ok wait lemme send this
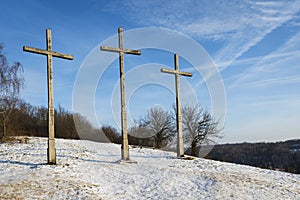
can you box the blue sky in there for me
[1,0,300,143]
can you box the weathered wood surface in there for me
[23,28,73,164]
[100,27,141,161]
[161,53,193,157]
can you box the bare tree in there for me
[133,106,175,149]
[181,104,222,156]
[0,44,24,140]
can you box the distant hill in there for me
[204,139,300,174]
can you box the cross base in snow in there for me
[176,155,196,160]
[117,159,138,164]
[47,139,56,164]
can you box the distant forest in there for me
[0,100,103,142]
[204,140,300,174]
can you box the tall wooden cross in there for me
[23,28,73,164]
[161,54,192,157]
[100,27,141,161]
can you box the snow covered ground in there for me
[0,137,299,199]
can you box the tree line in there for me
[205,139,300,174]
[1,100,89,140]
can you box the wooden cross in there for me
[161,54,192,157]
[23,28,73,164]
[100,27,141,161]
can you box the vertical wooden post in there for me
[100,27,141,162]
[46,29,56,164]
[174,54,184,157]
[23,28,73,164]
[118,28,129,160]
[161,53,192,158]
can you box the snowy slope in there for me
[0,137,299,199]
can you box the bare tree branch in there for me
[0,44,24,140]
[130,106,175,149]
[181,104,223,156]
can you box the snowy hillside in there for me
[0,137,299,199]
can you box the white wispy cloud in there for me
[104,0,300,71]
[229,31,300,89]
[246,94,300,108]
[213,1,300,70]
[231,75,300,89]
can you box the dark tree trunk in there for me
[191,141,197,156]
[3,123,6,138]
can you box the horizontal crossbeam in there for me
[23,46,74,60]
[100,46,141,55]
[161,68,192,77]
